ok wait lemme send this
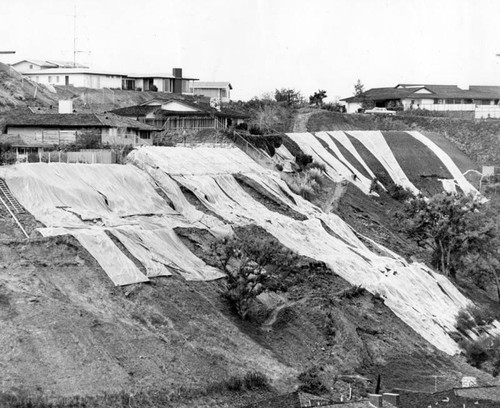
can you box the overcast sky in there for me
[1,0,500,101]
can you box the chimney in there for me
[172,68,183,94]
[369,394,383,408]
[58,100,73,114]
[383,393,400,407]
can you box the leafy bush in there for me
[456,309,477,333]
[461,340,489,368]
[249,125,264,135]
[225,376,243,391]
[468,305,496,326]
[243,371,269,390]
[398,193,497,280]
[295,152,313,169]
[297,367,328,394]
[306,161,326,172]
[387,184,414,202]
[210,230,300,320]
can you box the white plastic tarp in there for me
[39,227,149,286]
[346,131,420,195]
[326,131,377,180]
[315,131,373,194]
[0,163,224,285]
[111,227,224,280]
[407,131,479,196]
[133,146,475,354]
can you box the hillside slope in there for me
[1,141,498,406]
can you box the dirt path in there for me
[292,110,317,132]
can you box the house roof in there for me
[193,81,233,90]
[23,68,125,76]
[342,84,500,102]
[11,60,89,69]
[110,99,248,119]
[4,111,159,131]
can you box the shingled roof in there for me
[110,99,248,119]
[4,111,159,131]
[342,84,500,103]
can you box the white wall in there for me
[12,61,43,73]
[161,101,199,112]
[24,72,122,89]
[346,102,361,114]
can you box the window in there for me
[48,76,52,83]
[29,64,33,69]
[56,76,59,83]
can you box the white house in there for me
[22,68,124,88]
[190,81,232,102]
[11,59,89,73]
[341,84,500,118]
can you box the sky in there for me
[1,0,500,101]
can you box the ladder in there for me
[0,179,24,214]
[0,179,29,239]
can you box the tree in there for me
[309,90,327,107]
[275,88,304,107]
[353,79,374,110]
[210,229,300,319]
[353,79,365,97]
[399,193,498,282]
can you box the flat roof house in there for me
[341,84,500,118]
[10,59,89,73]
[190,81,232,102]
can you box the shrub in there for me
[249,125,264,135]
[234,122,248,131]
[387,184,414,201]
[468,305,496,326]
[306,161,326,173]
[461,340,489,368]
[243,371,269,390]
[225,376,243,391]
[456,309,476,333]
[297,367,328,394]
[210,230,300,320]
[295,152,313,169]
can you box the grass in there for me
[0,371,271,408]
[284,167,326,201]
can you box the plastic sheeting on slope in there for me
[0,163,224,285]
[132,146,473,354]
[0,163,173,227]
[407,131,479,196]
[315,131,373,193]
[132,145,265,175]
[111,227,224,280]
[39,227,150,286]
[326,131,377,180]
[346,131,420,195]
[128,148,232,238]
[286,132,372,194]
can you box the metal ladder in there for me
[0,178,29,239]
[0,179,24,214]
